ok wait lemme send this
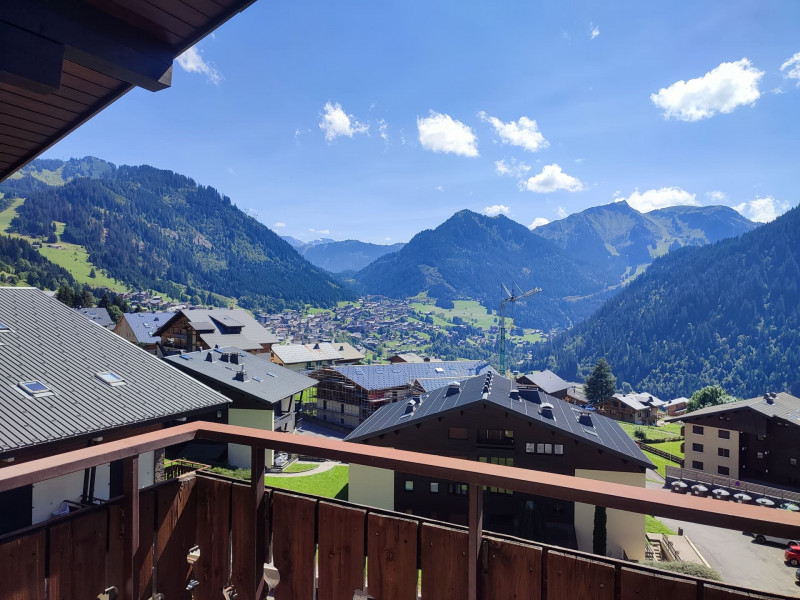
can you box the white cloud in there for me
[590,24,600,39]
[378,119,389,142]
[618,187,698,212]
[495,158,531,178]
[435,185,444,192]
[733,196,790,223]
[705,190,727,202]
[528,217,550,230]
[273,222,286,228]
[385,237,392,241]
[308,228,331,235]
[484,205,510,217]
[479,112,548,152]
[417,112,479,157]
[176,46,222,84]
[780,51,800,84]
[524,164,584,193]
[650,59,764,121]
[319,102,369,141]
[557,206,568,219]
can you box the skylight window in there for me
[0,322,11,332]
[19,380,52,397]
[96,371,125,386]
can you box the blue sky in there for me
[44,1,800,244]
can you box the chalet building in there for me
[516,370,570,399]
[154,308,278,355]
[564,383,590,407]
[662,397,689,417]
[165,347,316,469]
[389,352,427,363]
[113,311,176,353]
[74,307,115,329]
[669,392,800,487]
[595,393,664,425]
[310,361,493,429]
[271,341,364,372]
[345,372,653,559]
[0,288,230,535]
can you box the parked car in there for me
[795,567,800,583]
[785,545,800,567]
[752,533,799,546]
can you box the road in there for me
[648,479,800,597]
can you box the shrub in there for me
[638,561,721,581]
[634,427,647,440]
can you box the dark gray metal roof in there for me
[74,307,115,329]
[315,361,493,391]
[346,372,653,469]
[0,288,230,454]
[118,311,176,344]
[667,392,800,425]
[517,369,569,395]
[155,309,279,351]
[165,346,316,406]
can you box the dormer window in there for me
[19,380,52,397]
[96,371,126,386]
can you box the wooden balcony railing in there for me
[1,422,800,600]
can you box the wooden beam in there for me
[0,22,63,94]
[468,483,483,600]
[122,455,139,600]
[0,0,173,92]
[251,445,266,600]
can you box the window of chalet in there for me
[404,480,414,492]
[477,429,514,446]
[430,482,439,493]
[692,426,704,435]
[448,427,468,440]
[717,466,730,476]
[479,457,514,494]
[791,458,797,466]
[448,483,468,495]
[692,443,704,452]
[718,430,730,439]
[526,443,564,455]
[692,460,703,470]
[718,448,730,458]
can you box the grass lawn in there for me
[39,242,127,291]
[643,451,671,478]
[649,440,684,458]
[0,197,24,232]
[283,462,318,473]
[617,422,681,441]
[265,465,349,500]
[646,515,676,535]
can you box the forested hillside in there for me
[5,161,353,311]
[527,204,800,399]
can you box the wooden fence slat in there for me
[156,478,197,596]
[231,484,270,597]
[420,523,468,600]
[273,491,317,600]
[367,513,419,600]
[108,504,124,590]
[620,567,697,600]
[0,529,45,600]
[194,476,232,600]
[137,489,156,600]
[546,550,613,600]
[317,501,366,600]
[49,510,108,599]
[480,536,541,600]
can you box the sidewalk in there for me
[268,460,339,477]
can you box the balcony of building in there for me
[1,422,799,600]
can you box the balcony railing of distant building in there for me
[665,465,800,503]
[1,423,799,600]
[163,458,209,480]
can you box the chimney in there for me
[404,399,417,415]
[510,388,520,400]
[540,402,554,418]
[220,352,230,362]
[446,381,461,396]
[578,411,593,427]
[234,367,248,382]
[205,352,215,362]
[230,353,240,365]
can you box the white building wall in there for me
[348,464,394,511]
[684,425,739,479]
[574,469,646,560]
[228,408,274,469]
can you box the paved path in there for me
[647,481,800,597]
[268,461,339,477]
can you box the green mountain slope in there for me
[529,203,800,399]
[355,210,614,329]
[2,159,354,311]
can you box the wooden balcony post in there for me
[122,455,139,600]
[468,483,483,600]
[252,445,266,600]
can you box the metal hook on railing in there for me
[97,587,118,600]
[263,560,280,597]
[222,584,238,599]
[353,588,374,600]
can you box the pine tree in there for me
[584,358,616,405]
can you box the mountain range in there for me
[527,203,800,399]
[283,237,405,273]
[0,158,353,311]
[354,205,756,329]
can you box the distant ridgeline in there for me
[354,207,755,331]
[527,203,800,400]
[0,158,353,311]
